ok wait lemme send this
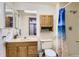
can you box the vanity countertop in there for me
[5,38,38,42]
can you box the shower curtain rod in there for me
[62,2,72,8]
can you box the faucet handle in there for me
[2,36,6,39]
[24,37,27,39]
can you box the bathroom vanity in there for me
[5,39,38,57]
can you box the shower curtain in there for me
[58,8,66,56]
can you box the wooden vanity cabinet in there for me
[6,42,38,57]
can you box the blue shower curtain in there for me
[58,8,66,40]
[58,8,66,56]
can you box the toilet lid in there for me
[45,49,56,57]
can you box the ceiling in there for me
[26,2,58,6]
[6,2,58,8]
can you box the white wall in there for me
[0,3,5,28]
[0,3,6,57]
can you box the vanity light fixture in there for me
[24,10,37,14]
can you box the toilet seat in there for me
[45,49,56,57]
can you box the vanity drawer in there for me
[27,42,37,45]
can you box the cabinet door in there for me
[40,15,49,27]
[44,15,49,27]
[40,15,45,27]
[18,46,28,57]
[6,46,18,57]
[28,45,38,57]
[48,15,53,27]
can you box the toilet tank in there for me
[41,41,53,49]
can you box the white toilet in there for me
[41,41,56,57]
[44,49,56,57]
